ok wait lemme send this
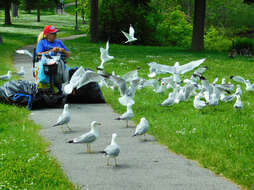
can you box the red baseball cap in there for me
[43,25,59,35]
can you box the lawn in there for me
[0,9,85,189]
[1,7,254,190]
[63,36,254,189]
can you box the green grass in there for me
[0,10,83,189]
[64,36,254,189]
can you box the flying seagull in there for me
[98,41,114,70]
[16,49,33,58]
[121,24,137,43]
[100,133,120,167]
[68,121,102,153]
[52,104,72,131]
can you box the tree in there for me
[191,0,206,51]
[5,0,12,25]
[90,0,98,42]
[11,1,19,17]
[37,0,40,22]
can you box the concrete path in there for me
[13,36,240,190]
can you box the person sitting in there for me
[35,25,71,93]
[36,25,70,58]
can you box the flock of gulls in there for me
[9,24,252,167]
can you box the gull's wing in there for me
[104,144,120,156]
[193,66,208,75]
[122,70,138,82]
[147,62,175,74]
[77,70,108,89]
[178,58,206,74]
[106,40,109,51]
[110,75,127,96]
[16,50,33,58]
[230,76,246,84]
[122,31,132,41]
[135,122,148,135]
[73,132,96,143]
[54,112,70,126]
[129,25,135,37]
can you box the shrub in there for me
[204,26,232,52]
[233,37,254,55]
[156,9,192,48]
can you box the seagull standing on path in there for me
[100,133,120,167]
[68,121,102,153]
[133,117,149,141]
[122,24,137,43]
[14,66,25,76]
[115,103,134,127]
[0,71,11,80]
[52,104,72,132]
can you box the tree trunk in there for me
[90,0,99,42]
[37,0,40,22]
[5,0,12,25]
[11,2,18,17]
[75,0,79,30]
[81,9,85,24]
[191,0,206,51]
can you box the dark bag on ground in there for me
[66,68,105,104]
[0,80,65,110]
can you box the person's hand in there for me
[59,48,65,53]
[51,47,59,53]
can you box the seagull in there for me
[230,76,254,92]
[133,117,149,140]
[122,24,137,43]
[115,103,134,127]
[52,104,71,131]
[98,41,114,70]
[147,59,206,83]
[0,71,11,80]
[14,66,25,76]
[193,93,207,110]
[100,133,120,167]
[77,70,109,89]
[16,49,33,58]
[234,94,243,110]
[160,90,176,106]
[64,67,86,94]
[68,121,102,153]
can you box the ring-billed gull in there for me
[193,93,207,110]
[16,49,33,58]
[115,103,134,127]
[98,41,114,70]
[0,71,11,80]
[234,94,243,110]
[68,121,102,153]
[100,133,120,167]
[133,117,149,141]
[230,75,254,91]
[52,104,71,131]
[14,66,25,76]
[121,24,137,43]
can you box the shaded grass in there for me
[0,10,81,189]
[64,36,254,189]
